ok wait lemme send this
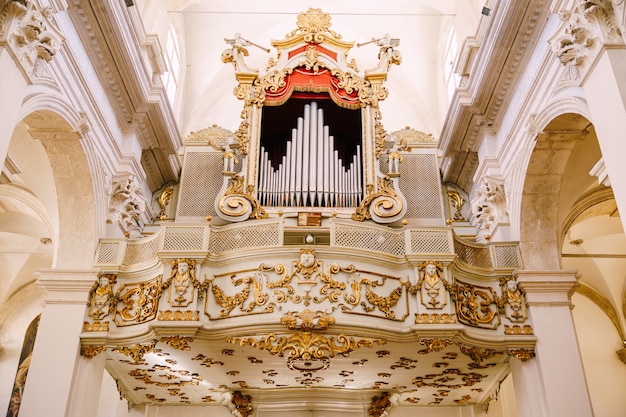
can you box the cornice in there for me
[67,0,181,190]
[439,0,552,190]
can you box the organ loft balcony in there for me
[89,8,533,415]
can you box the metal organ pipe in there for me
[259,102,363,208]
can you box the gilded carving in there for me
[508,348,536,362]
[162,259,199,307]
[113,341,156,364]
[160,336,193,351]
[285,8,341,43]
[414,314,456,324]
[81,344,106,359]
[230,391,253,417]
[352,176,404,223]
[504,324,534,335]
[114,276,163,326]
[459,346,501,368]
[452,280,500,329]
[83,321,109,332]
[217,174,268,221]
[88,273,116,320]
[206,272,272,318]
[183,124,234,149]
[368,392,392,417]
[156,187,173,220]
[412,261,446,309]
[158,310,199,321]
[500,277,527,322]
[412,369,487,389]
[281,309,335,330]
[343,272,406,319]
[227,331,385,365]
[418,338,453,354]
[446,190,467,221]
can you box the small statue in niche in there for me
[88,274,116,320]
[387,142,403,176]
[501,278,527,322]
[165,258,197,307]
[416,261,446,309]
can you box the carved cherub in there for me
[165,258,197,307]
[88,274,116,320]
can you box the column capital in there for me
[513,269,579,307]
[36,268,99,305]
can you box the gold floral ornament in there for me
[285,8,341,44]
[207,271,271,318]
[113,341,156,364]
[114,276,163,326]
[217,174,268,221]
[81,344,107,359]
[160,336,194,351]
[508,348,535,362]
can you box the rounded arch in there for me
[517,92,595,269]
[16,98,98,269]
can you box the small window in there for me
[163,25,181,104]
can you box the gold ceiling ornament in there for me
[417,338,453,354]
[286,8,341,43]
[217,174,268,220]
[459,345,501,368]
[113,341,156,364]
[281,309,336,330]
[368,392,392,417]
[81,344,107,358]
[412,369,488,390]
[352,176,403,222]
[507,348,536,362]
[160,336,193,351]
[230,391,254,417]
[226,331,386,366]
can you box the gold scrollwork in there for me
[231,391,254,417]
[414,314,456,324]
[285,8,341,44]
[459,345,501,368]
[281,309,336,330]
[113,341,156,364]
[342,273,404,319]
[81,344,107,358]
[208,273,272,318]
[447,190,467,222]
[114,276,162,326]
[157,187,174,220]
[217,175,268,220]
[368,392,392,417]
[227,331,386,363]
[452,280,500,329]
[158,310,199,321]
[352,176,403,222]
[418,338,453,354]
[504,324,534,335]
[508,348,535,362]
[83,321,109,332]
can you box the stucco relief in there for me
[107,175,149,238]
[471,177,509,243]
[0,0,64,79]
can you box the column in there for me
[18,269,101,417]
[0,46,28,166]
[583,47,626,233]
[513,270,594,417]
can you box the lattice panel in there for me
[208,222,281,254]
[176,152,222,218]
[399,153,444,219]
[162,226,207,251]
[95,241,122,264]
[453,239,493,269]
[123,236,159,265]
[493,244,523,268]
[334,223,405,256]
[409,229,452,254]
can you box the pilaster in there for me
[513,270,594,417]
[18,269,101,417]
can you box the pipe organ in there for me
[258,101,363,208]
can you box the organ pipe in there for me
[258,102,363,208]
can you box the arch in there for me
[16,100,98,268]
